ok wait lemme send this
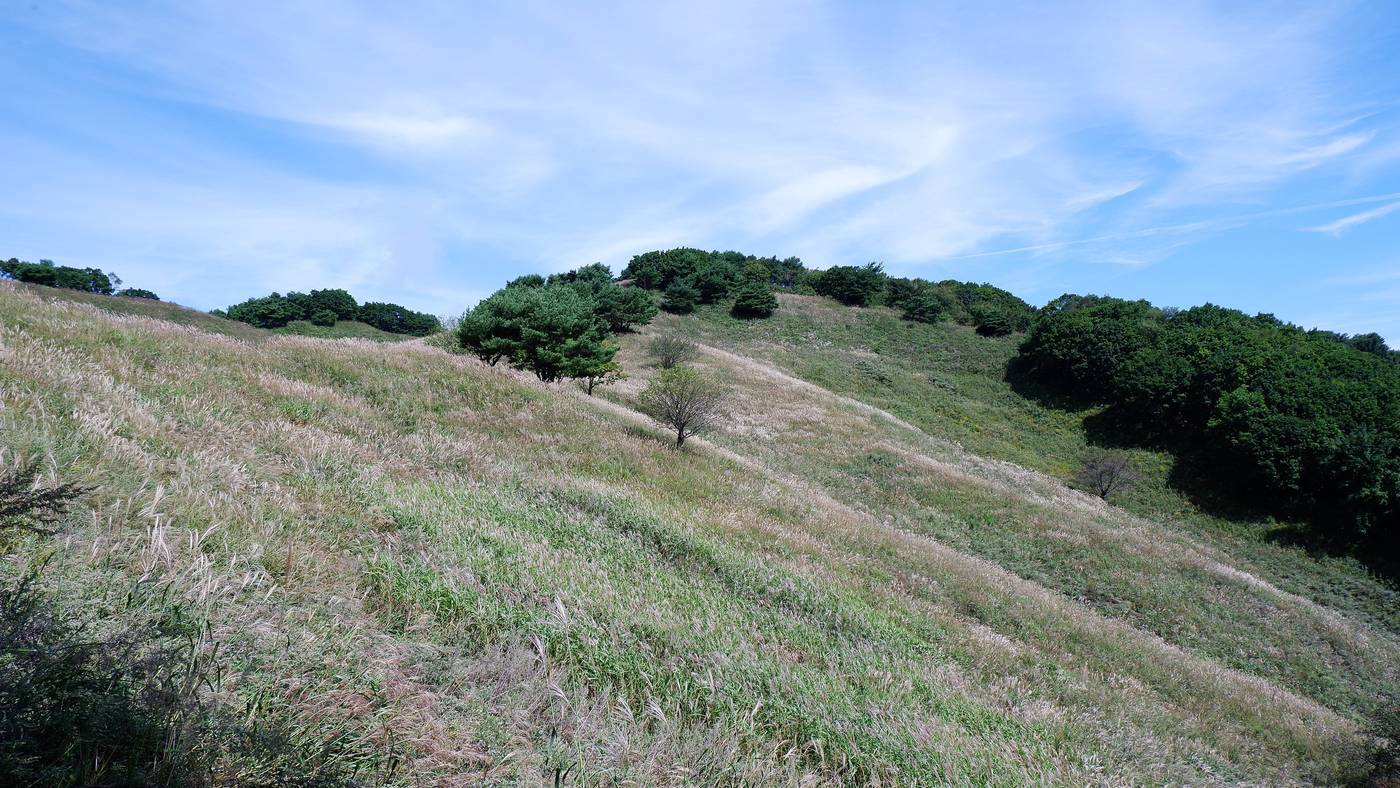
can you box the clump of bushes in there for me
[116,288,160,300]
[649,334,699,369]
[1,258,140,297]
[217,288,441,336]
[1017,294,1399,557]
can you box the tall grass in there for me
[1,281,1393,784]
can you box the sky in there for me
[2,1,1399,342]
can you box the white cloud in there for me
[1303,201,1400,234]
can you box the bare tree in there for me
[647,333,699,369]
[638,366,726,447]
[1073,449,1138,499]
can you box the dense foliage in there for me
[813,262,888,306]
[1016,295,1399,557]
[886,277,1036,334]
[217,289,440,335]
[1,258,119,295]
[116,288,160,300]
[458,265,649,384]
[622,248,791,316]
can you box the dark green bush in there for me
[309,309,338,327]
[1016,295,1400,557]
[661,280,700,314]
[115,288,160,300]
[813,262,886,306]
[730,281,778,318]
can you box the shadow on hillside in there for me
[1004,357,1400,581]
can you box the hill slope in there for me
[1,282,1394,785]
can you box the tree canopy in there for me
[218,289,440,335]
[2,258,119,295]
[1016,294,1399,558]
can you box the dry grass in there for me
[1,281,1392,785]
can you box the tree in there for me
[577,355,625,395]
[507,274,546,289]
[901,289,949,324]
[689,262,735,304]
[730,281,777,318]
[648,334,698,369]
[1073,450,1139,499]
[356,302,441,335]
[813,262,886,306]
[661,280,700,314]
[309,309,338,327]
[115,288,159,300]
[306,289,358,320]
[224,293,304,328]
[458,284,614,382]
[639,366,727,447]
[592,284,658,332]
[0,259,115,295]
[972,306,1015,336]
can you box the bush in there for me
[1,458,87,542]
[115,288,160,300]
[901,289,950,324]
[972,306,1016,336]
[813,262,886,306]
[661,280,700,314]
[730,282,777,318]
[355,302,441,336]
[648,334,699,369]
[308,309,338,327]
[1073,449,1139,499]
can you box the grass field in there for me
[2,281,1395,784]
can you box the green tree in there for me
[309,309,338,327]
[813,262,886,306]
[661,280,700,314]
[307,288,358,320]
[730,281,777,318]
[458,284,615,382]
[901,289,949,324]
[592,284,658,332]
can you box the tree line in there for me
[1,258,159,300]
[1015,294,1398,560]
[620,248,1034,334]
[214,289,441,336]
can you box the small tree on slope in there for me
[638,366,726,447]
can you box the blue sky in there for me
[3,1,1399,342]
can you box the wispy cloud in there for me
[0,0,1397,332]
[1302,201,1400,234]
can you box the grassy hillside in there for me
[2,280,1395,784]
[273,319,418,342]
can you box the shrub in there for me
[1073,449,1139,499]
[648,334,699,369]
[309,309,338,327]
[730,281,777,318]
[116,288,160,300]
[1,458,86,541]
[901,289,950,324]
[639,365,727,447]
[972,306,1015,336]
[813,262,886,306]
[661,280,700,314]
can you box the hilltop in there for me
[3,279,1397,785]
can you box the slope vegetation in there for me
[1,282,1393,785]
